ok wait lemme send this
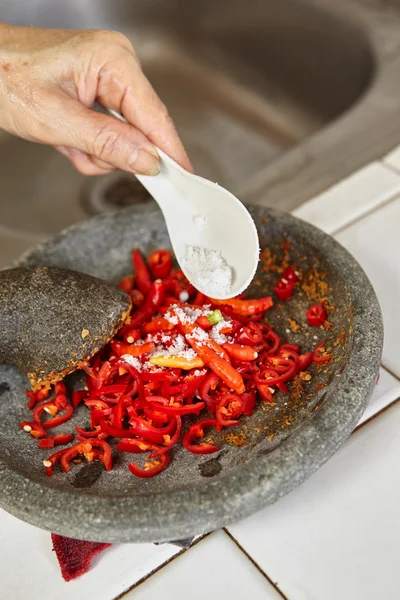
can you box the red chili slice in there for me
[72,390,88,408]
[198,373,220,412]
[128,415,177,445]
[117,361,145,403]
[129,289,145,308]
[112,394,133,429]
[20,421,47,439]
[235,323,263,346]
[118,275,135,293]
[148,249,173,279]
[61,440,112,473]
[281,266,299,283]
[128,452,170,478]
[298,352,313,371]
[313,340,331,364]
[161,372,207,399]
[75,425,104,438]
[222,343,258,362]
[38,434,74,449]
[117,438,160,453]
[241,392,256,416]
[123,328,141,344]
[146,397,205,416]
[150,416,182,457]
[306,304,327,327]
[274,279,294,301]
[128,280,164,329]
[183,418,221,454]
[26,390,38,410]
[110,339,154,358]
[216,393,243,427]
[209,296,273,317]
[256,384,274,403]
[132,249,152,295]
[264,330,281,355]
[55,382,67,396]
[141,317,174,335]
[280,343,301,353]
[33,399,74,430]
[43,448,69,476]
[254,368,282,387]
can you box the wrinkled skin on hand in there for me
[0,23,192,176]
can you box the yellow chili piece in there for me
[149,355,205,370]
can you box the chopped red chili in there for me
[235,323,263,346]
[128,452,170,478]
[132,249,152,294]
[282,266,299,284]
[118,275,135,293]
[61,440,113,473]
[148,249,173,279]
[38,434,74,449]
[20,245,330,480]
[306,304,327,327]
[313,340,331,364]
[183,418,221,454]
[274,279,294,301]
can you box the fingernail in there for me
[146,144,159,159]
[129,148,160,176]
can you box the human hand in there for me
[0,23,192,176]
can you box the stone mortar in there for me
[0,204,383,543]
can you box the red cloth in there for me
[51,533,112,582]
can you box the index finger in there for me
[97,52,193,172]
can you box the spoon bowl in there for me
[136,149,259,299]
[104,106,259,299]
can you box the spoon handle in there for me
[99,105,176,214]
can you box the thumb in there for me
[58,103,160,175]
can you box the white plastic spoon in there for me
[107,108,260,300]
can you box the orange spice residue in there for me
[301,268,331,305]
[225,431,248,447]
[299,371,312,381]
[260,248,284,274]
[333,330,346,347]
[290,374,305,401]
[288,318,301,333]
[203,436,215,445]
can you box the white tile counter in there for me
[2,149,400,599]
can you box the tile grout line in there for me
[353,396,400,434]
[223,528,290,600]
[108,343,400,598]
[112,535,209,600]
[350,363,400,434]
[108,392,400,600]
[329,189,400,237]
[380,363,400,384]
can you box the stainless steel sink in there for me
[1,0,400,266]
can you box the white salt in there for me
[179,290,189,302]
[121,355,142,371]
[210,319,231,344]
[181,245,232,298]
